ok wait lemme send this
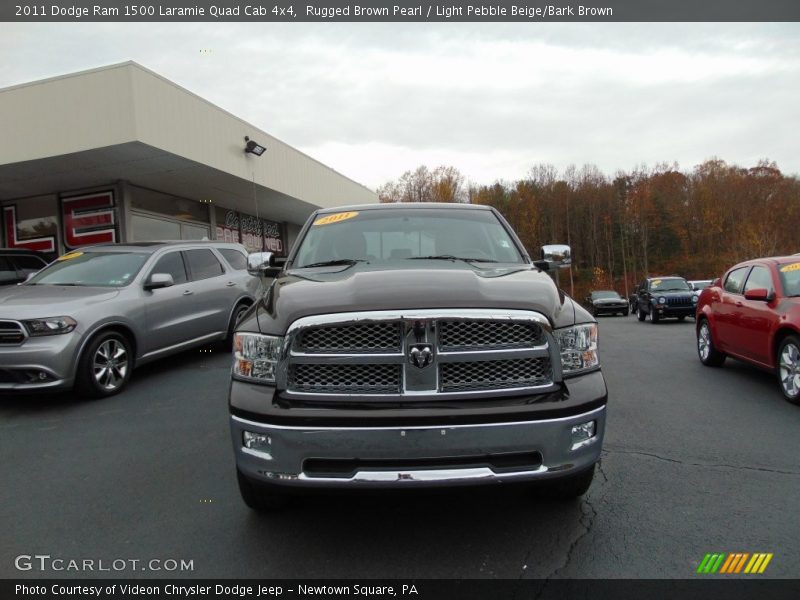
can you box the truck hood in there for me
[0,285,120,318]
[251,264,583,335]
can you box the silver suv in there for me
[0,241,261,397]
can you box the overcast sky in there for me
[2,23,798,189]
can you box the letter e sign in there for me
[61,192,118,249]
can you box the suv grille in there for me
[283,311,557,399]
[288,363,402,394]
[440,357,551,392]
[666,296,693,307]
[438,320,542,350]
[0,321,25,345]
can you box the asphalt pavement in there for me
[2,315,799,579]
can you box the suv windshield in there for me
[292,208,524,268]
[591,291,621,300]
[650,278,690,292]
[27,252,148,287]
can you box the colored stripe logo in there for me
[697,552,773,574]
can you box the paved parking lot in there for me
[2,315,799,578]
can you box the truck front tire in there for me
[543,465,595,499]
[237,470,291,511]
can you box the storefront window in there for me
[2,196,59,254]
[130,186,210,223]
[130,213,181,241]
[214,207,286,255]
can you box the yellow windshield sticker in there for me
[313,211,359,226]
[780,263,800,273]
[57,251,83,261]
[652,279,662,285]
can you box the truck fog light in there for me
[571,420,596,448]
[243,431,272,458]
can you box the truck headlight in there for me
[554,323,599,376]
[23,316,77,336]
[233,333,283,383]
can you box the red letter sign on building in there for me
[61,192,117,249]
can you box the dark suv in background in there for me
[0,249,50,286]
[633,276,698,323]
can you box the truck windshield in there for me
[292,207,524,268]
[26,252,148,287]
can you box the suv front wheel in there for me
[76,331,133,398]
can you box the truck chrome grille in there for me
[297,322,402,353]
[440,357,551,392]
[282,310,558,399]
[0,321,25,345]
[438,320,543,350]
[288,363,402,394]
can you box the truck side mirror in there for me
[247,252,282,278]
[541,244,572,269]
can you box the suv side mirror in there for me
[145,273,174,290]
[247,252,282,277]
[540,244,571,269]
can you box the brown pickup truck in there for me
[229,203,607,510]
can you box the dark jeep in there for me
[229,203,608,510]
[633,276,698,323]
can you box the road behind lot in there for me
[2,316,799,578]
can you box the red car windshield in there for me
[778,262,800,297]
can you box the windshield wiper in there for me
[408,255,498,263]
[297,259,367,269]
[659,288,689,292]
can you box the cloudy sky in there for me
[2,23,798,189]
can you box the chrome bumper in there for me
[231,405,605,488]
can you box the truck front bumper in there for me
[231,404,605,488]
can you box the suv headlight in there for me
[554,323,599,376]
[233,333,283,384]
[23,316,77,336]
[658,296,667,304]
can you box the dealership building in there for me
[0,61,377,257]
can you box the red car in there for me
[696,256,800,403]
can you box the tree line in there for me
[376,160,800,299]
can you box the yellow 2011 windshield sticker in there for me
[780,263,800,273]
[57,251,84,261]
[313,211,359,226]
